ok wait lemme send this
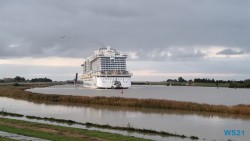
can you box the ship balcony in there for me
[93,72,133,77]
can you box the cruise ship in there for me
[80,46,132,89]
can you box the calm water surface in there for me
[27,85,250,105]
[1,97,249,141]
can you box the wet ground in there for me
[0,131,50,141]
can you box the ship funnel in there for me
[74,73,78,85]
[107,46,110,50]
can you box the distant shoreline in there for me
[1,79,249,88]
[132,81,250,89]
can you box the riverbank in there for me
[0,83,250,115]
[0,111,199,140]
[132,81,230,87]
[0,117,150,141]
[132,80,250,88]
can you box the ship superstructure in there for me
[81,46,132,88]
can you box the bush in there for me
[30,78,52,82]
[13,83,21,86]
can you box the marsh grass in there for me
[0,111,198,140]
[0,84,250,116]
[0,109,23,117]
[25,114,192,139]
[26,116,77,125]
[85,122,192,139]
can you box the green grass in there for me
[0,137,17,141]
[0,111,199,140]
[0,111,198,139]
[0,126,78,141]
[0,117,151,141]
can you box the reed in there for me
[0,109,23,117]
[0,84,250,115]
[85,122,197,139]
[26,116,78,125]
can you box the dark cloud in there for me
[0,0,250,60]
[216,48,244,55]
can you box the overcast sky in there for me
[0,0,250,81]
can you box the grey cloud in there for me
[128,47,205,61]
[216,48,244,55]
[84,1,143,19]
[0,0,250,60]
[166,47,205,61]
[0,64,81,81]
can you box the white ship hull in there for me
[83,76,131,89]
[81,47,132,89]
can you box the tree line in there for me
[0,76,52,83]
[165,77,250,88]
[193,78,234,83]
[229,79,250,88]
[165,77,246,84]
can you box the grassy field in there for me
[0,117,151,141]
[0,137,16,141]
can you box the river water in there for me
[1,96,249,141]
[27,85,250,105]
